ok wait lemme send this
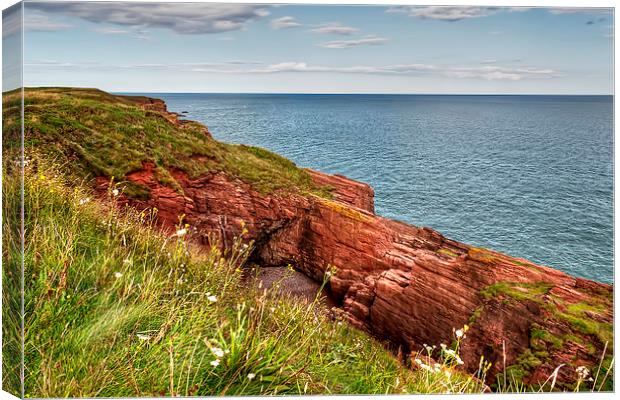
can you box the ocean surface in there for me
[132,93,614,284]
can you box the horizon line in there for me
[115,91,614,96]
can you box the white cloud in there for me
[445,66,558,81]
[387,6,501,21]
[93,26,150,40]
[28,2,270,35]
[548,8,613,15]
[319,36,388,49]
[93,27,130,35]
[270,16,301,30]
[25,13,72,32]
[24,58,559,82]
[310,23,359,35]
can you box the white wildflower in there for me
[79,198,90,205]
[176,228,187,237]
[210,347,224,358]
[576,365,590,381]
[136,333,151,341]
[414,358,423,365]
[207,295,217,303]
[455,329,464,339]
[114,272,123,278]
[112,188,119,196]
[210,359,220,368]
[247,373,256,380]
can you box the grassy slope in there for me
[3,87,330,197]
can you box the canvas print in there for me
[1,1,615,397]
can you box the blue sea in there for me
[134,93,614,284]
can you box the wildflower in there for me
[455,329,464,339]
[444,370,452,379]
[270,307,276,313]
[210,347,224,358]
[79,198,90,205]
[207,295,217,303]
[176,228,187,237]
[136,333,151,341]
[576,365,590,381]
[444,349,456,357]
[414,358,423,365]
[247,373,256,380]
[112,188,119,196]
[114,272,123,278]
[210,359,220,368]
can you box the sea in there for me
[129,93,614,284]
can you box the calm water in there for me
[134,93,614,284]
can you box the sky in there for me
[2,1,615,94]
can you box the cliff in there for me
[20,87,613,389]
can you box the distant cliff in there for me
[22,87,613,388]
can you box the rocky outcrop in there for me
[305,169,375,213]
[96,98,612,388]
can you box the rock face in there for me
[96,99,613,387]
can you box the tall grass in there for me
[8,157,489,397]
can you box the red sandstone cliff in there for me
[95,98,612,388]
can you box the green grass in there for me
[2,90,23,397]
[3,87,330,197]
[5,158,486,397]
[479,281,553,302]
[437,248,459,258]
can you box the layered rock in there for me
[96,97,612,387]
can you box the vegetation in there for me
[437,248,459,258]
[480,280,614,391]
[2,87,330,197]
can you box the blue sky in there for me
[3,2,615,94]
